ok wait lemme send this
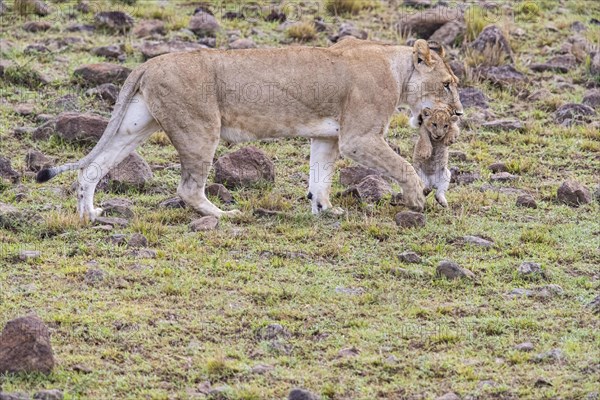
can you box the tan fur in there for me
[413,107,460,207]
[41,38,464,220]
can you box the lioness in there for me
[413,107,460,207]
[37,38,463,220]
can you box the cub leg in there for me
[415,130,433,160]
[308,138,339,214]
[433,168,451,207]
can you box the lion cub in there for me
[413,107,460,207]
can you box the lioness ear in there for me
[450,115,459,123]
[413,39,432,67]
[422,108,432,117]
[426,40,446,59]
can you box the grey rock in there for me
[518,261,544,278]
[557,180,592,207]
[463,235,494,248]
[257,323,290,341]
[33,389,63,400]
[554,103,595,126]
[449,151,467,162]
[330,23,368,42]
[354,175,393,203]
[84,268,106,285]
[516,194,537,208]
[250,364,273,374]
[214,146,275,188]
[101,198,134,218]
[450,168,480,185]
[19,250,41,261]
[530,54,577,73]
[22,21,51,32]
[587,294,600,314]
[0,156,21,182]
[582,89,600,109]
[437,260,475,280]
[108,152,153,187]
[74,63,131,87]
[534,348,564,363]
[435,392,460,400]
[91,45,124,60]
[94,216,129,227]
[128,233,148,248]
[337,347,360,358]
[398,251,421,264]
[488,162,508,173]
[429,19,465,47]
[85,83,119,105]
[0,314,55,374]
[189,216,219,232]
[53,113,108,143]
[395,211,426,229]
[0,393,31,400]
[94,11,134,33]
[508,288,535,297]
[459,87,489,109]
[477,64,527,87]
[288,388,319,400]
[229,38,256,49]
[515,342,534,352]
[159,197,186,209]
[206,183,234,204]
[339,165,381,186]
[133,19,165,38]
[490,172,517,182]
[25,149,53,172]
[470,25,514,63]
[397,6,462,38]
[189,11,220,37]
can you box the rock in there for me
[108,234,127,245]
[490,172,517,182]
[108,152,153,187]
[84,268,106,285]
[518,262,544,278]
[54,112,108,143]
[139,40,208,60]
[515,342,534,352]
[395,211,426,229]
[470,25,513,63]
[335,287,365,296]
[91,45,124,60]
[534,348,564,363]
[516,194,537,209]
[24,44,50,54]
[435,393,460,400]
[450,169,480,185]
[0,314,55,374]
[206,183,234,204]
[448,60,465,80]
[403,0,432,7]
[0,156,21,182]
[436,260,475,280]
[398,251,421,263]
[15,0,50,16]
[13,103,34,116]
[0,393,31,400]
[288,388,319,400]
[189,216,219,232]
[530,54,577,73]
[339,165,382,186]
[482,119,523,131]
[330,23,368,42]
[229,38,256,49]
[337,347,360,358]
[65,24,94,33]
[398,6,462,38]
[94,216,129,227]
[508,288,535,297]
[590,50,600,76]
[571,21,586,32]
[476,65,527,87]
[18,250,41,261]
[459,87,489,109]
[189,11,220,37]
[25,149,52,172]
[128,233,147,248]
[101,198,134,218]
[536,284,564,298]
[74,63,131,87]
[85,83,119,105]
[251,364,273,374]
[556,180,592,207]
[128,248,156,259]
[257,323,290,341]
[527,88,552,102]
[449,151,467,162]
[554,103,596,126]
[133,19,165,38]
[214,146,275,188]
[159,197,186,209]
[354,175,393,203]
[33,390,63,400]
[582,89,600,109]
[22,21,51,32]
[94,11,134,33]
[488,162,508,173]
[534,378,553,388]
[429,19,465,47]
[463,235,494,248]
[587,294,600,314]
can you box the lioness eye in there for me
[443,82,450,90]
[433,123,437,128]
[444,125,448,129]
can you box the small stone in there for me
[435,392,460,400]
[133,19,165,38]
[189,11,220,37]
[491,172,517,182]
[0,314,55,374]
[189,216,219,232]
[91,45,124,60]
[470,25,514,63]
[582,89,600,109]
[214,146,274,188]
[437,260,475,280]
[74,63,131,87]
[54,112,109,143]
[94,216,129,227]
[489,162,508,173]
[128,248,157,259]
[339,165,382,186]
[128,233,147,248]
[398,251,421,263]
[449,151,467,162]
[22,21,51,32]
[330,23,368,42]
[534,348,564,363]
[288,388,319,400]
[476,64,527,87]
[251,364,273,374]
[516,194,537,209]
[94,11,134,33]
[101,198,134,218]
[534,377,553,387]
[159,197,186,209]
[257,323,290,341]
[0,156,21,182]
[0,392,31,400]
[395,211,426,229]
[354,175,393,203]
[515,342,535,352]
[84,268,106,285]
[530,54,577,73]
[33,389,63,400]
[557,180,592,207]
[25,149,53,172]
[463,235,494,248]
[554,103,595,126]
[337,347,360,358]
[459,87,489,109]
[72,364,93,374]
[19,250,41,261]
[587,294,600,314]
[108,152,153,187]
[518,261,544,278]
[206,183,234,204]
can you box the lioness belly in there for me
[220,118,340,143]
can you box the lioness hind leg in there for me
[78,94,159,221]
[308,138,339,214]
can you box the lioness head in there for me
[421,107,459,142]
[405,40,463,128]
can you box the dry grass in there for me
[286,22,317,41]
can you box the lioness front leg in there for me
[339,135,425,212]
[308,138,339,214]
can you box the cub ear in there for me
[422,107,432,117]
[450,115,459,123]
[413,39,432,67]
[426,40,446,59]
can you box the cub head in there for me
[421,107,459,142]
[406,40,463,128]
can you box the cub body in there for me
[413,107,460,207]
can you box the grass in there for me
[286,22,318,42]
[0,0,599,399]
